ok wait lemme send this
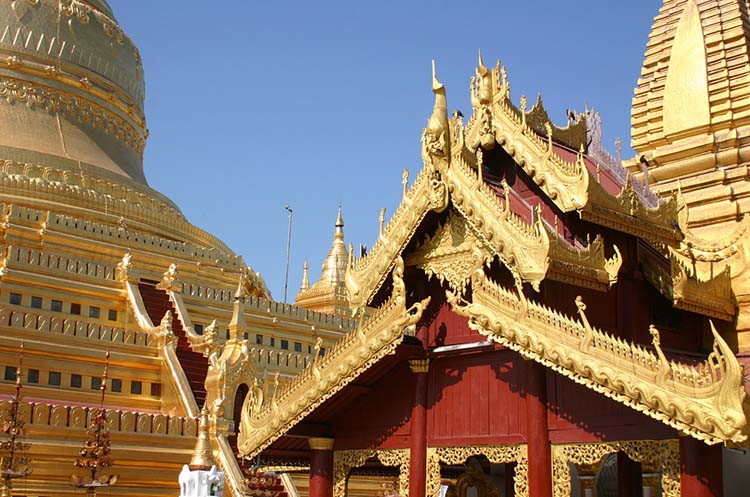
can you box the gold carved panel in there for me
[333,448,409,497]
[551,440,679,497]
[425,444,528,497]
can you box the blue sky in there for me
[112,1,660,301]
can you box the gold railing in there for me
[0,308,155,348]
[0,399,197,437]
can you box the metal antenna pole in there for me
[283,205,293,303]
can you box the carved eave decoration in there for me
[673,215,750,263]
[346,164,447,310]
[640,248,736,322]
[581,176,683,246]
[545,225,622,292]
[238,257,431,459]
[472,61,590,213]
[671,256,735,321]
[447,155,550,290]
[458,57,682,246]
[447,268,747,444]
[516,93,588,152]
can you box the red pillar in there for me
[680,436,723,497]
[309,437,334,497]
[409,359,430,497]
[617,451,642,497]
[525,360,552,497]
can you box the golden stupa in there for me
[2,1,750,496]
[0,1,353,495]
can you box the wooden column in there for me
[525,361,552,497]
[617,451,642,497]
[680,436,723,497]
[409,359,430,497]
[309,437,334,497]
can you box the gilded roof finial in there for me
[228,276,247,341]
[402,168,409,199]
[423,60,450,163]
[188,407,215,471]
[378,208,387,240]
[432,59,443,93]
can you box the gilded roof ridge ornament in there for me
[487,77,589,212]
[422,60,450,168]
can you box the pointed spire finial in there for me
[432,59,443,92]
[336,204,344,228]
[299,259,310,293]
[228,275,247,341]
[478,48,486,70]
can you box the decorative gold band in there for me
[308,437,334,451]
[409,359,430,374]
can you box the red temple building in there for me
[236,2,750,496]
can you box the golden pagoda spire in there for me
[299,259,310,293]
[320,206,347,288]
[188,407,215,471]
[227,277,247,341]
[628,0,750,235]
[294,208,350,315]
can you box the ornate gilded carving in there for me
[239,258,430,458]
[405,211,490,292]
[425,445,528,497]
[333,449,409,497]
[551,440,679,497]
[519,93,587,151]
[204,280,256,418]
[546,225,621,291]
[640,247,736,321]
[346,164,446,309]
[0,77,145,153]
[582,177,682,245]
[448,268,747,444]
[485,71,589,212]
[447,156,549,289]
[422,61,451,169]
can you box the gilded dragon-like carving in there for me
[447,268,747,444]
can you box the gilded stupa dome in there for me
[0,0,242,257]
[0,0,147,184]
